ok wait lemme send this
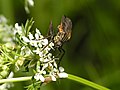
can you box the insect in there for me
[47,15,72,66]
[54,15,72,47]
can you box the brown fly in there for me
[47,16,72,66]
[54,15,72,47]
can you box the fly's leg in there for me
[39,21,54,41]
[41,21,54,51]
[57,47,65,67]
[46,21,54,41]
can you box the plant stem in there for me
[0,74,110,90]
[67,74,110,90]
[0,76,32,84]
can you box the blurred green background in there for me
[0,0,120,90]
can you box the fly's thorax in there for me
[53,32,65,47]
[53,35,62,47]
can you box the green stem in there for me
[0,74,110,90]
[0,76,32,84]
[67,74,110,90]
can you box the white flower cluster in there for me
[14,23,68,83]
[0,15,14,43]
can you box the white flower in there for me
[47,53,52,57]
[47,53,52,60]
[14,23,22,35]
[44,46,51,51]
[38,41,42,47]
[21,46,26,50]
[49,70,57,81]
[57,67,68,78]
[39,75,45,82]
[51,75,56,81]
[22,36,30,42]
[48,62,53,68]
[42,71,46,75]
[7,72,14,79]
[39,51,44,57]
[28,32,34,40]
[36,28,41,34]
[15,23,21,30]
[44,58,50,63]
[53,68,58,72]
[39,57,44,62]
[49,42,54,49]
[41,39,48,46]
[35,33,39,40]
[39,34,44,39]
[59,67,64,72]
[34,73,45,82]
[29,40,38,47]
[35,28,41,39]
[58,72,68,78]
[53,61,57,68]
[41,63,48,71]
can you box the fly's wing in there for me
[61,16,72,42]
[61,16,72,32]
[47,21,54,41]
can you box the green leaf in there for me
[25,18,34,36]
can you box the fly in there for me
[47,15,72,66]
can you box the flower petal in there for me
[58,72,68,78]
[51,75,56,81]
[59,67,64,72]
[35,33,39,40]
[42,39,48,46]
[22,36,30,42]
[39,75,45,82]
[28,32,34,40]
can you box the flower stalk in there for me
[0,76,32,84]
[67,74,110,90]
[0,74,110,90]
